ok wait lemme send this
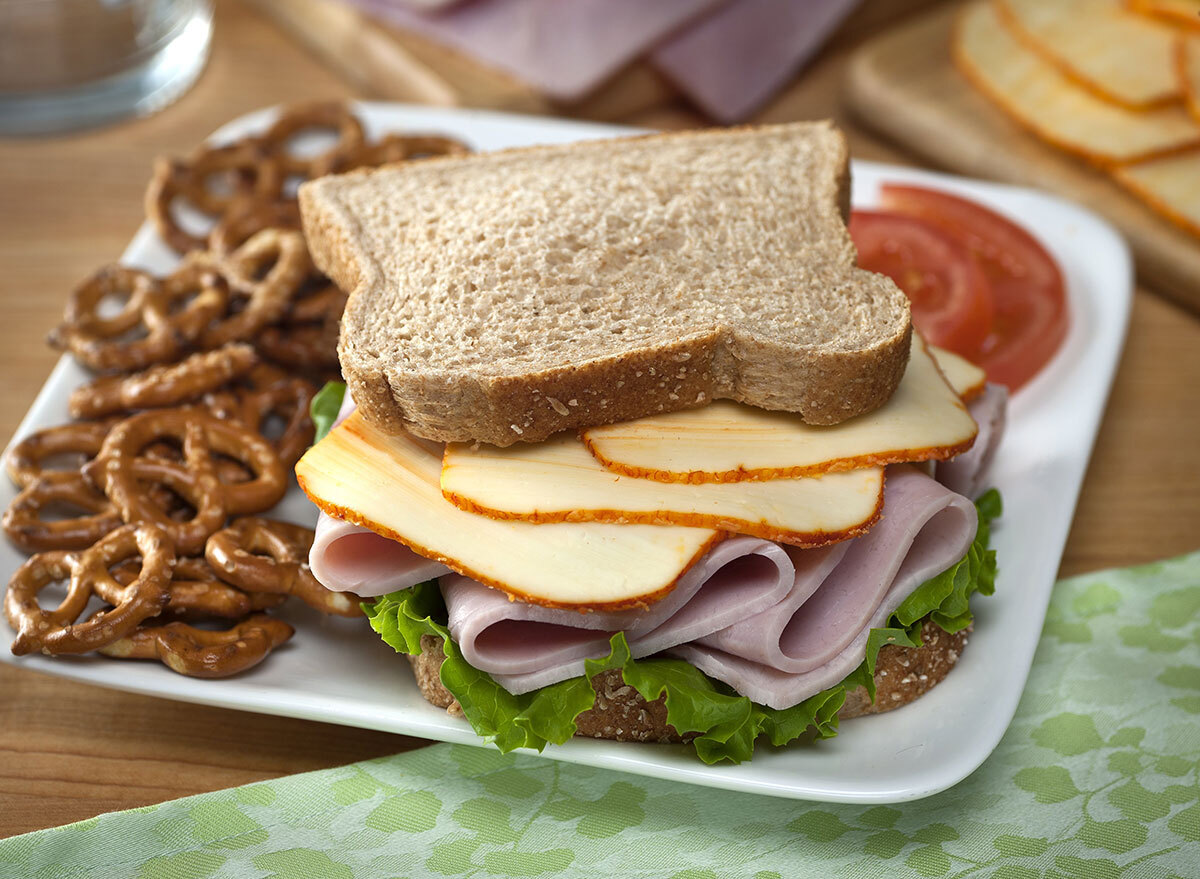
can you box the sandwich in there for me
[292,123,1005,764]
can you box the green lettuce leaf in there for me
[366,490,1001,764]
[310,381,347,444]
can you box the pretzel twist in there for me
[208,199,301,258]
[68,344,258,420]
[89,417,227,554]
[48,266,179,373]
[206,517,362,616]
[2,472,123,553]
[145,141,283,254]
[205,378,315,469]
[106,556,284,619]
[318,132,469,176]
[201,229,312,343]
[256,325,339,373]
[5,524,173,655]
[285,282,345,326]
[6,420,114,488]
[98,612,294,677]
[260,101,366,178]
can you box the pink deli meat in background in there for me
[651,0,863,123]
[345,0,722,102]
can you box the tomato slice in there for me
[879,184,1068,391]
[849,210,994,357]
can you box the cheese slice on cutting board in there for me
[929,345,987,402]
[295,411,720,610]
[441,435,883,546]
[581,336,978,484]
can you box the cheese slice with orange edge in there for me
[955,0,1200,165]
[929,345,987,402]
[441,435,884,546]
[579,336,979,484]
[295,410,720,610]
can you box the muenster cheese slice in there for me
[295,411,720,610]
[955,0,1200,165]
[929,345,986,402]
[581,335,978,484]
[441,436,884,546]
[997,0,1182,109]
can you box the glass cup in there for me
[0,0,213,136]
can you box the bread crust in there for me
[407,618,970,746]
[301,123,912,446]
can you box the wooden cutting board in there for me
[844,3,1200,314]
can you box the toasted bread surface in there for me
[406,618,968,745]
[301,123,911,445]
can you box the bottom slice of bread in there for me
[406,618,970,745]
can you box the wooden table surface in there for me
[2,0,1198,840]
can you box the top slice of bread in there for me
[299,121,912,446]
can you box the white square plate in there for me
[0,103,1131,803]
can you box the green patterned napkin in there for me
[3,552,1199,879]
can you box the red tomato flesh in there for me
[848,210,994,357]
[879,184,1068,391]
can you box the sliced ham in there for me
[443,537,796,694]
[937,384,1008,499]
[696,466,976,673]
[673,465,978,708]
[652,0,863,123]
[311,515,451,597]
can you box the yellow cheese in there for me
[295,411,720,610]
[581,336,977,483]
[442,435,883,546]
[929,345,987,401]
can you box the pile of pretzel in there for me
[2,102,470,678]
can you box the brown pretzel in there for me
[206,518,362,616]
[318,133,469,175]
[208,199,301,258]
[5,524,173,656]
[89,417,227,554]
[106,556,284,619]
[204,378,315,469]
[3,472,123,553]
[98,612,294,677]
[201,229,312,344]
[256,324,339,372]
[260,102,366,178]
[145,141,283,254]
[68,344,258,420]
[48,265,181,373]
[158,257,231,342]
[93,409,286,524]
[285,282,346,326]
[6,420,114,488]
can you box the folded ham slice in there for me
[937,384,1008,499]
[311,514,451,598]
[444,537,796,693]
[672,465,978,708]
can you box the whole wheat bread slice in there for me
[407,619,969,744]
[300,122,912,446]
